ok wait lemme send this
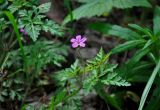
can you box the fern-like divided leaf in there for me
[6,40,68,69]
[24,41,67,68]
[83,70,99,93]
[42,19,63,36]
[54,60,80,84]
[18,2,63,41]
[85,48,111,71]
[101,72,131,86]
[63,0,151,24]
[38,2,51,13]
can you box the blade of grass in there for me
[138,59,160,110]
[3,11,26,68]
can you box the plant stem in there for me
[138,58,160,110]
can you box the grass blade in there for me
[3,11,26,67]
[138,59,160,110]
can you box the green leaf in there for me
[0,18,7,32]
[42,19,63,36]
[63,0,151,24]
[85,48,111,71]
[0,95,4,102]
[55,90,67,104]
[138,59,160,110]
[88,23,141,40]
[4,11,26,66]
[38,2,51,13]
[18,7,63,41]
[144,83,160,110]
[144,82,160,110]
[10,90,16,100]
[113,0,151,8]
[133,61,154,72]
[127,48,150,66]
[142,40,153,50]
[63,0,113,24]
[8,0,25,13]
[1,89,8,96]
[95,83,121,110]
[101,72,131,86]
[153,6,160,35]
[8,40,67,74]
[111,40,146,54]
[76,0,95,3]
[49,96,55,110]
[128,24,152,37]
[18,10,42,41]
[83,70,98,93]
[54,60,80,84]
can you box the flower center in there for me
[77,39,81,44]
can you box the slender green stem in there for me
[138,58,160,110]
[0,52,10,69]
[22,73,34,105]
[4,11,27,69]
[76,48,86,81]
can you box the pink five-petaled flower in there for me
[70,35,87,48]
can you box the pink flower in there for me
[70,35,87,48]
[20,27,28,36]
[20,28,25,33]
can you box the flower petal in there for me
[72,42,79,48]
[81,37,87,42]
[70,38,76,43]
[20,28,25,33]
[79,42,86,47]
[76,35,81,41]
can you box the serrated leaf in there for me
[63,0,113,24]
[83,70,98,93]
[101,73,131,86]
[18,10,42,41]
[38,2,51,13]
[85,48,111,71]
[63,0,151,24]
[10,90,16,100]
[8,0,25,13]
[42,19,63,36]
[54,60,80,83]
[25,24,41,41]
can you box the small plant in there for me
[0,1,67,109]
[89,6,160,110]
[1,0,159,110]
[50,41,130,109]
